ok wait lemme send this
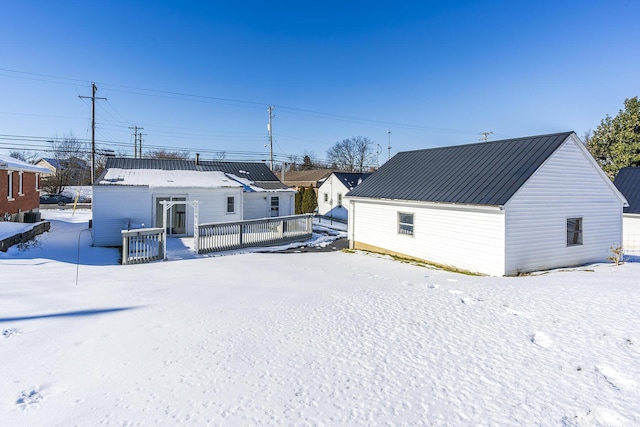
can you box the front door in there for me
[270,196,279,217]
[155,197,187,235]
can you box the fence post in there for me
[122,234,129,265]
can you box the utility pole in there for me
[480,131,494,142]
[138,133,146,158]
[267,106,274,170]
[387,129,392,161]
[79,83,106,184]
[129,126,144,159]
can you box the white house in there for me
[345,132,628,276]
[613,167,640,253]
[92,158,296,247]
[317,172,371,221]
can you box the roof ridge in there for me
[400,131,574,155]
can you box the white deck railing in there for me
[198,214,313,253]
[121,228,165,265]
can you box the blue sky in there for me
[1,0,639,166]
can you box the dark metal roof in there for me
[346,132,574,206]
[614,167,640,214]
[104,158,280,181]
[333,172,372,190]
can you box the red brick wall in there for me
[0,171,41,218]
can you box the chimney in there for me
[195,153,200,166]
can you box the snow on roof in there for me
[96,168,244,189]
[0,154,50,174]
[226,173,295,193]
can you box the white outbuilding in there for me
[345,132,628,276]
[92,158,296,247]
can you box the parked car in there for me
[40,194,74,206]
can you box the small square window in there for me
[567,217,583,246]
[226,196,235,214]
[398,212,414,236]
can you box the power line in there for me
[0,67,483,136]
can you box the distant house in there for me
[345,132,628,276]
[35,157,88,184]
[92,158,296,246]
[317,172,371,221]
[282,169,334,192]
[613,167,640,253]
[0,154,50,222]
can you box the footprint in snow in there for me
[16,387,43,410]
[427,284,440,289]
[504,307,526,317]
[530,332,552,348]
[569,406,628,427]
[596,365,638,391]
[3,328,20,338]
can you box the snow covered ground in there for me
[1,210,639,425]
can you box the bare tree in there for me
[145,149,191,160]
[9,150,38,163]
[41,134,89,194]
[326,136,374,172]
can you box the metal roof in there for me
[332,172,373,190]
[346,132,574,206]
[103,158,281,182]
[614,167,640,214]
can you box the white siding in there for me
[92,186,244,246]
[243,191,296,220]
[504,138,623,275]
[243,192,269,219]
[317,176,349,220]
[347,198,505,276]
[187,188,243,225]
[623,214,640,253]
[92,186,153,246]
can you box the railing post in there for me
[122,234,129,265]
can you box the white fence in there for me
[120,214,313,264]
[198,214,313,253]
[121,228,165,265]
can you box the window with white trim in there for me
[567,217,583,246]
[323,193,328,202]
[226,196,235,214]
[398,212,414,236]
[18,171,23,196]
[337,193,343,207]
[36,173,40,191]
[7,171,13,200]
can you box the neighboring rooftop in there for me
[332,172,373,190]
[101,157,291,190]
[614,167,640,214]
[346,131,575,206]
[282,169,334,188]
[104,158,280,181]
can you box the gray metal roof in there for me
[333,172,372,190]
[614,167,640,214]
[346,132,574,206]
[103,158,281,182]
